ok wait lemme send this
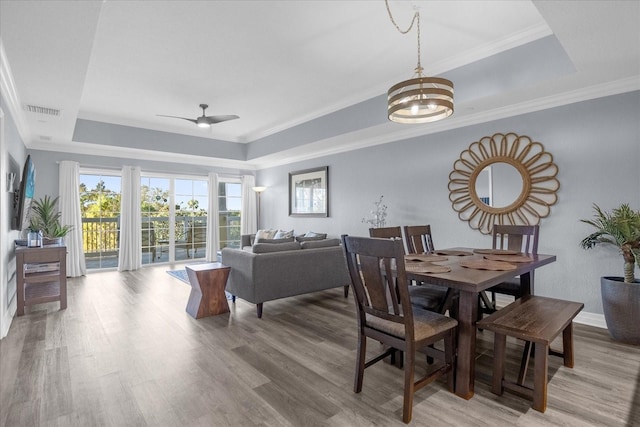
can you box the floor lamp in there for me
[252,186,266,230]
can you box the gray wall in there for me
[1,96,27,337]
[256,91,640,315]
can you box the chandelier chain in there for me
[385,0,422,73]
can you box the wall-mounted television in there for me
[14,154,36,232]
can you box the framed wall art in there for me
[289,166,328,217]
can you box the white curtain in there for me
[205,172,220,261]
[118,166,141,271]
[58,161,86,277]
[241,175,257,235]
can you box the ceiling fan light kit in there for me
[385,0,454,124]
[158,103,238,128]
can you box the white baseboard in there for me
[0,299,16,339]
[573,311,606,329]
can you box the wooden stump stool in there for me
[477,295,583,412]
[185,263,230,319]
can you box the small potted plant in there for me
[580,203,640,344]
[29,195,73,245]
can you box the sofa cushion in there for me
[256,237,295,244]
[300,238,340,249]
[274,229,294,239]
[252,241,301,253]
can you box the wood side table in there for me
[185,262,230,319]
[15,244,67,316]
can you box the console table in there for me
[185,262,230,319]
[15,244,67,316]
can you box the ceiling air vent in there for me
[24,104,62,117]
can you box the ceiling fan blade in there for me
[205,115,239,124]
[157,114,198,124]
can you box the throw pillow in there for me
[252,242,301,253]
[274,229,294,239]
[255,229,277,243]
[305,231,326,238]
[296,231,327,242]
[300,238,340,249]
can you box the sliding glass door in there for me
[140,174,208,264]
[80,170,242,269]
[79,172,121,269]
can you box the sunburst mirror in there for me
[448,132,559,234]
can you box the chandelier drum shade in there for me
[388,76,454,123]
[385,0,454,124]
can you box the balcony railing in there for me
[81,215,240,268]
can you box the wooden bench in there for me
[476,295,584,412]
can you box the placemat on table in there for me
[404,254,448,263]
[459,259,517,271]
[483,254,534,263]
[473,248,519,255]
[404,263,451,273]
[434,250,474,256]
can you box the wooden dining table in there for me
[405,247,556,400]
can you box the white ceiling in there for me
[1,1,639,168]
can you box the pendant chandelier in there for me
[385,0,454,124]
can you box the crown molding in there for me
[248,77,640,169]
[0,39,30,145]
[28,139,255,171]
[26,76,639,171]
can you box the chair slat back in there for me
[369,226,402,239]
[492,224,539,254]
[403,225,435,254]
[342,235,413,331]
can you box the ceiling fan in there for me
[157,103,239,128]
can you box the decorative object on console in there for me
[289,166,328,217]
[29,195,73,244]
[580,203,640,344]
[448,133,559,235]
[361,195,388,229]
[384,0,454,124]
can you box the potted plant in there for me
[580,203,640,344]
[29,195,73,245]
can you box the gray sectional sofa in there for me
[221,234,350,318]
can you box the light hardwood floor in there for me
[1,264,639,426]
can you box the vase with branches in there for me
[362,195,388,229]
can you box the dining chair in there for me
[370,227,448,314]
[341,235,457,424]
[403,225,457,317]
[480,224,540,314]
[403,224,435,254]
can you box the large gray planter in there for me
[601,276,640,345]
